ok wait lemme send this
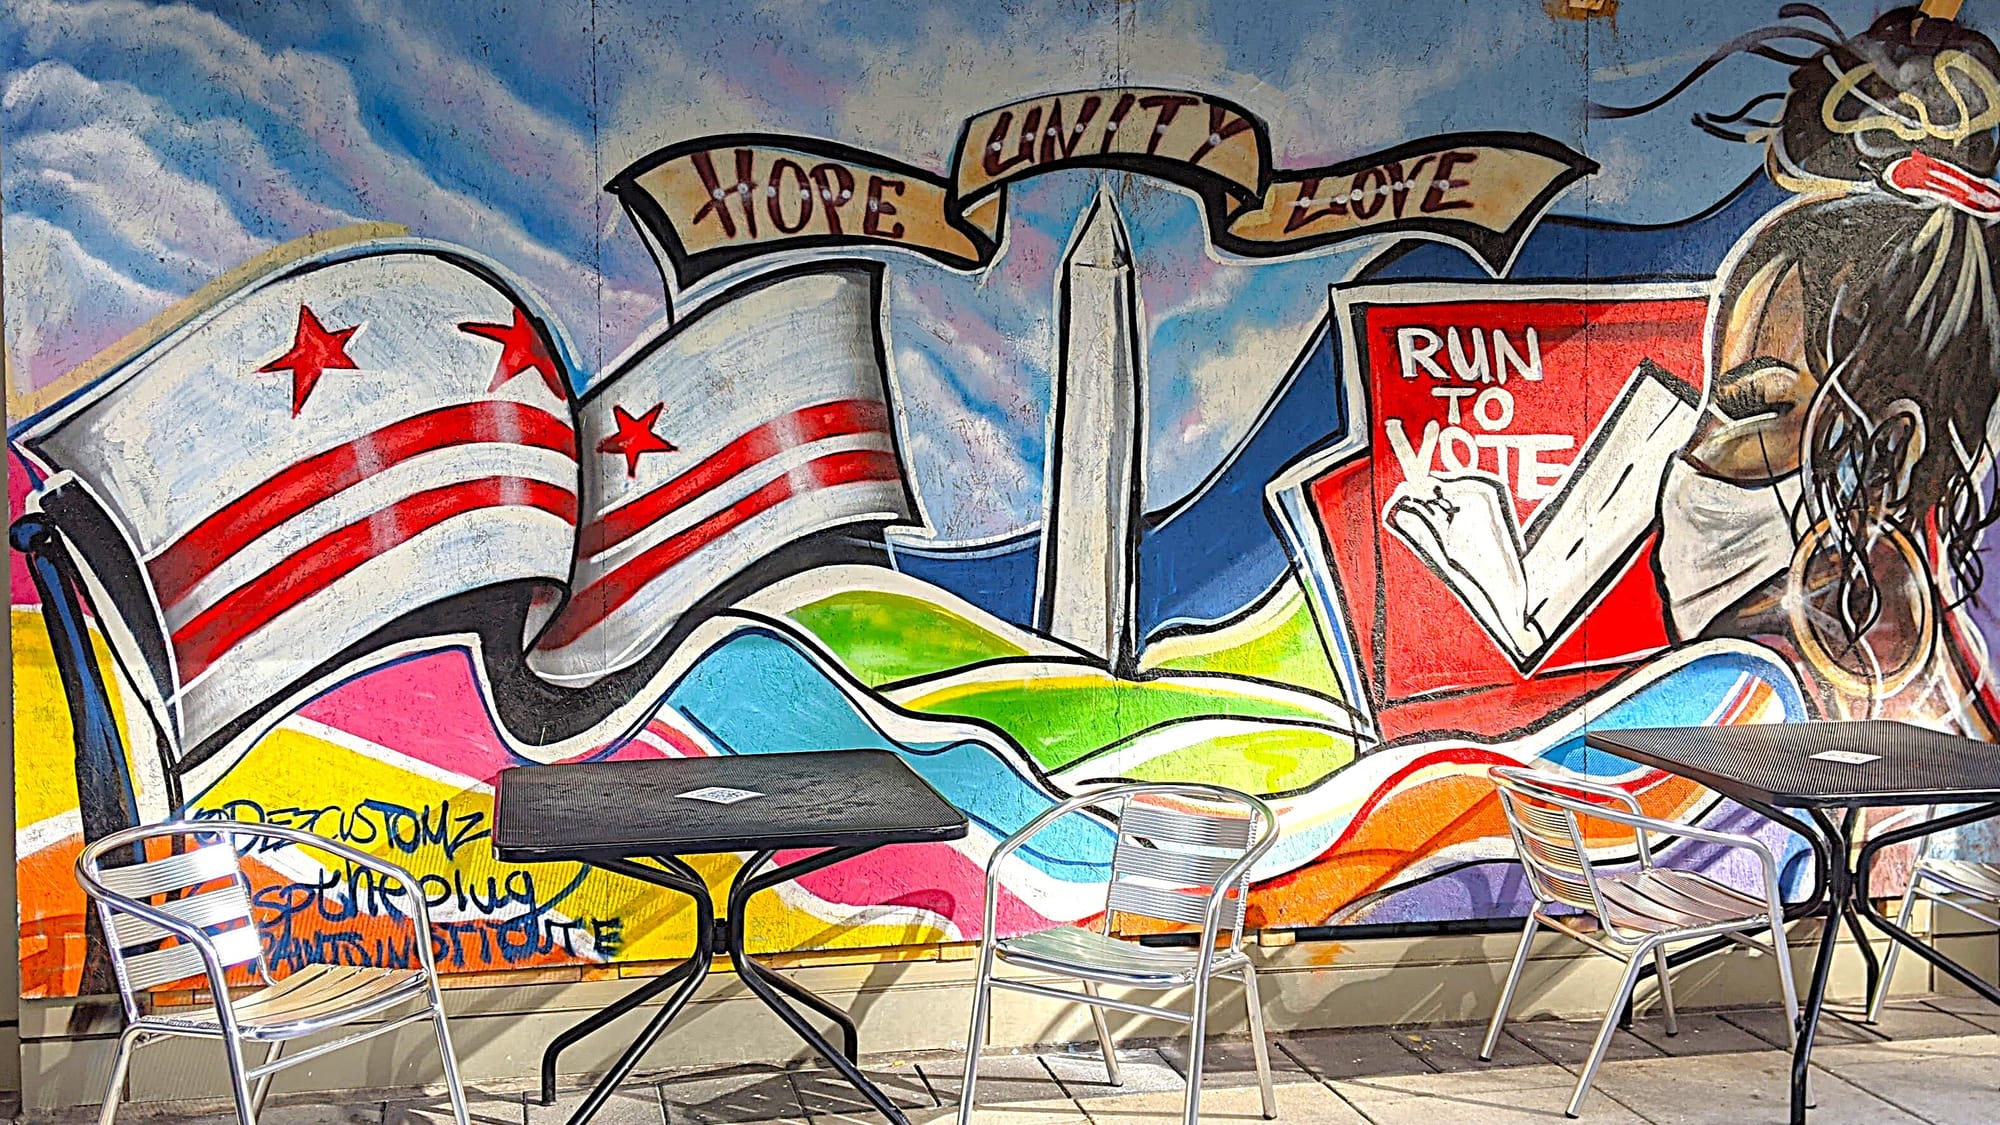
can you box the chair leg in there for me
[1240,964,1277,1120]
[1481,915,1540,1060]
[958,947,998,1125]
[1567,951,1651,1119]
[250,1040,284,1116]
[427,985,472,1125]
[1770,917,1801,1049]
[1866,879,1922,1024]
[1653,946,1679,1037]
[221,1036,259,1125]
[1181,974,1214,1125]
[95,1026,144,1125]
[1080,981,1122,1086]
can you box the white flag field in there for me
[13,242,916,792]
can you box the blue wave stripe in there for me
[664,627,1114,882]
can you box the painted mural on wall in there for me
[7,0,1999,998]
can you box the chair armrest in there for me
[1578,802,1791,922]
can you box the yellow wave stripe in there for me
[12,608,137,831]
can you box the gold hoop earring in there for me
[1786,518,1936,698]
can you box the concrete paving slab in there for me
[1808,1030,2000,1064]
[788,1059,937,1115]
[920,1053,1064,1108]
[1722,1006,1880,1049]
[1041,1047,1183,1099]
[1626,1011,1780,1056]
[1325,1061,1581,1100]
[1156,1037,1312,1090]
[1076,1081,1364,1124]
[1919,993,2000,1032]
[179,1103,387,1125]
[1506,1016,1667,1067]
[653,1067,804,1125]
[1804,1052,2000,1125]
[1391,1021,1545,1071]
[386,1091,529,1125]
[1842,998,1988,1041]
[906,1100,1085,1125]
[1274,1030,1431,1081]
[520,1080,668,1120]
[1328,1069,1646,1124]
[522,1085,668,1125]
[1588,1050,1925,1124]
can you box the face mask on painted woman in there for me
[1656,457,1804,640]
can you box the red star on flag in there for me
[459,308,566,399]
[259,305,360,415]
[597,403,678,477]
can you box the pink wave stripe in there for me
[293,652,707,781]
[11,450,42,607]
[295,652,523,784]
[782,841,1054,940]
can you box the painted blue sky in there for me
[3,1,1983,537]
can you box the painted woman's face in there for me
[1683,246,1819,484]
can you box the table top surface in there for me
[491,749,969,862]
[1583,721,2000,808]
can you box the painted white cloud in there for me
[1583,134,1646,208]
[5,0,661,387]
[890,342,1040,540]
[3,61,365,243]
[10,123,273,285]
[1152,315,1316,497]
[2,213,174,388]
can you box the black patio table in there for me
[1584,721,2000,1125]
[491,748,969,1125]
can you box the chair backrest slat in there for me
[1490,768,1604,916]
[84,838,268,998]
[121,925,262,991]
[105,884,256,950]
[97,844,239,899]
[1112,836,1238,886]
[1107,795,1262,934]
[1118,802,1254,850]
[1105,880,1219,927]
[1519,832,1588,877]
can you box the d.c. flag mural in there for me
[8,0,2000,999]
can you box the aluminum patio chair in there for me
[76,820,471,1125]
[959,783,1279,1125]
[1483,765,1800,1118]
[1866,808,2000,1023]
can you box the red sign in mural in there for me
[1307,286,1710,741]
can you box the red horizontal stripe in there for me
[581,398,889,557]
[151,402,576,609]
[171,477,576,682]
[540,449,900,650]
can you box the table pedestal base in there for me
[540,847,906,1125]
